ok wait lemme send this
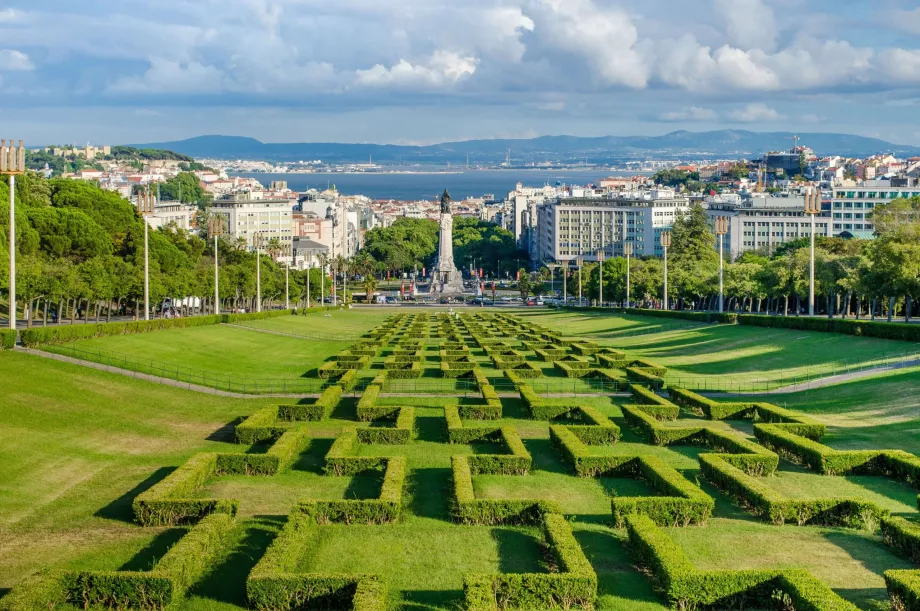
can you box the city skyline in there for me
[3,0,920,145]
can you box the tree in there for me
[517,269,532,299]
[669,203,718,308]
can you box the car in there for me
[385,296,399,304]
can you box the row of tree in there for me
[0,173,333,326]
[537,200,920,321]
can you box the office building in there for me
[209,198,294,253]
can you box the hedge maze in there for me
[7,310,920,610]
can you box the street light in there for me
[660,231,672,310]
[208,216,223,315]
[576,255,584,305]
[137,187,155,321]
[596,250,605,307]
[561,260,569,304]
[253,232,265,313]
[1,140,25,330]
[804,189,821,317]
[714,217,729,313]
[624,242,633,307]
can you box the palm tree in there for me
[266,237,284,261]
[363,274,378,303]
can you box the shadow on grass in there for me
[823,530,914,610]
[189,516,284,606]
[525,438,567,475]
[492,527,547,574]
[291,439,334,473]
[119,528,187,571]
[574,528,664,607]
[344,471,385,500]
[416,415,447,443]
[409,467,452,521]
[400,589,465,611]
[95,467,173,523]
[206,417,244,443]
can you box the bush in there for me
[624,514,859,611]
[19,310,294,346]
[668,387,755,420]
[503,362,543,379]
[885,569,920,611]
[133,453,238,526]
[451,455,560,525]
[518,384,582,420]
[740,314,920,342]
[626,367,664,389]
[882,517,920,563]
[384,363,423,378]
[357,408,415,445]
[534,347,568,361]
[0,329,15,349]
[236,406,287,444]
[554,360,595,378]
[247,513,387,610]
[464,513,597,610]
[463,427,532,475]
[441,361,477,378]
[296,457,406,524]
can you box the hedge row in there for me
[441,361,477,377]
[571,342,600,356]
[668,387,825,436]
[324,428,388,476]
[237,385,345,443]
[754,423,920,485]
[20,309,294,346]
[492,354,528,368]
[503,361,543,379]
[0,329,15,349]
[297,456,406,524]
[463,427,532,475]
[464,513,597,610]
[885,570,920,611]
[534,347,568,361]
[882,516,920,563]
[624,513,860,611]
[560,407,621,445]
[700,453,887,529]
[246,513,387,611]
[519,384,581,420]
[621,405,778,476]
[630,385,679,412]
[216,429,311,476]
[450,455,559,525]
[356,408,415,445]
[383,362,423,378]
[319,358,368,379]
[133,453,238,526]
[625,367,664,390]
[1,513,236,610]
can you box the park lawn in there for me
[0,350,267,593]
[47,323,353,382]
[517,310,704,338]
[732,366,920,455]
[233,309,393,340]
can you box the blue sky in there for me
[4,0,920,145]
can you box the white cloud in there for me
[523,0,648,88]
[728,103,784,122]
[891,7,920,35]
[0,50,33,71]
[658,106,718,122]
[108,59,226,94]
[713,0,777,52]
[353,51,478,88]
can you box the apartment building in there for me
[830,178,920,234]
[209,198,294,253]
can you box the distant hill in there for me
[132,131,920,164]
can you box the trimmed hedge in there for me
[441,360,477,378]
[883,517,920,563]
[1,513,236,611]
[630,385,680,413]
[451,455,560,525]
[216,429,311,476]
[519,384,581,420]
[235,384,344,443]
[534,347,568,361]
[740,313,920,342]
[625,513,860,611]
[549,426,712,526]
[700,453,887,529]
[296,456,406,524]
[886,570,920,611]
[133,453,238,526]
[247,513,387,610]
[667,388,826,436]
[384,362,423,378]
[503,361,543,379]
[356,407,415,445]
[464,513,597,610]
[0,329,15,349]
[20,309,294,346]
[626,367,664,389]
[554,360,595,378]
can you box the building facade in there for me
[209,198,294,253]
[830,178,920,234]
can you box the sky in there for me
[3,0,920,146]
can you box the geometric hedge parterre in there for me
[4,310,920,610]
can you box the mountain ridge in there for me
[131,130,920,163]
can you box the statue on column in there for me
[430,188,465,296]
[440,189,452,214]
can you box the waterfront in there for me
[230,169,646,200]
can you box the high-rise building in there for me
[830,178,920,235]
[209,198,293,253]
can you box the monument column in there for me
[430,189,465,295]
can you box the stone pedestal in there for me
[431,211,465,295]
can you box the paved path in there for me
[709,358,920,396]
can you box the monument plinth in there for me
[430,189,465,296]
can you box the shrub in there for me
[457,427,532,475]
[596,352,626,368]
[668,387,755,420]
[624,514,859,611]
[464,513,597,610]
[503,361,542,379]
[236,406,288,444]
[2,513,236,610]
[554,360,595,378]
[441,361,477,378]
[740,314,920,343]
[133,453,238,526]
[885,569,920,611]
[882,517,920,563]
[534,347,568,361]
[384,362,423,378]
[247,513,387,610]
[451,455,560,525]
[0,329,15,349]
[571,342,600,356]
[296,457,406,524]
[356,408,415,445]
[626,367,664,389]
[631,385,679,413]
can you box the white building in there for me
[209,198,294,253]
[830,178,920,235]
[705,193,833,257]
[531,189,691,263]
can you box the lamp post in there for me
[253,232,264,313]
[596,250,605,307]
[804,190,820,317]
[137,187,155,321]
[208,216,223,315]
[561,260,569,304]
[714,217,729,313]
[660,232,672,311]
[576,256,584,305]
[2,140,25,330]
[306,259,311,309]
[624,242,633,307]
[285,259,290,310]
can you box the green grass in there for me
[5,312,920,611]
